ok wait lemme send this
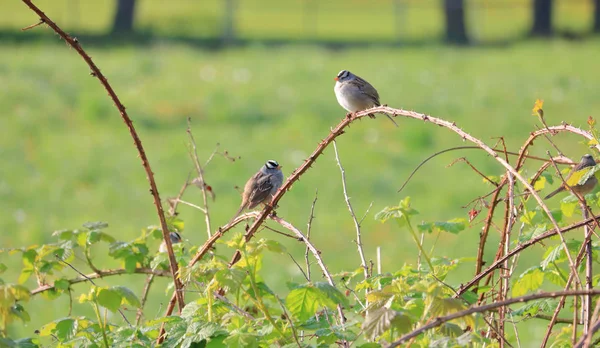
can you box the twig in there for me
[448,157,499,186]
[135,274,155,326]
[539,232,592,348]
[31,267,171,296]
[271,215,346,325]
[170,198,207,213]
[264,225,298,239]
[213,292,255,320]
[575,299,600,348]
[333,140,369,280]
[305,190,318,282]
[167,175,191,216]
[187,117,213,238]
[389,289,600,346]
[21,19,43,31]
[20,0,186,312]
[288,253,310,282]
[56,257,133,327]
[498,170,516,347]
[456,212,600,297]
[396,146,570,194]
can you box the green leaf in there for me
[97,287,123,312]
[560,199,579,218]
[428,297,473,328]
[124,256,138,273]
[83,221,109,230]
[55,318,77,341]
[520,210,536,226]
[286,285,337,321]
[314,282,349,307]
[222,332,258,348]
[362,307,411,341]
[533,175,547,191]
[566,164,599,187]
[417,218,467,234]
[54,278,70,291]
[541,244,564,270]
[459,291,478,305]
[512,267,544,297]
[374,197,419,223]
[114,286,141,308]
[512,298,558,317]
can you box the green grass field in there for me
[1,1,600,345]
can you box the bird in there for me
[229,160,284,223]
[544,154,598,199]
[334,69,398,127]
[159,231,182,253]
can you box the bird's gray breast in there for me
[335,82,374,112]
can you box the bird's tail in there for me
[383,113,398,127]
[228,203,247,225]
[544,186,565,199]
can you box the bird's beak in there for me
[334,77,339,81]
[277,165,282,170]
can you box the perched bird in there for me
[544,154,598,199]
[334,70,398,127]
[229,160,284,223]
[159,231,182,253]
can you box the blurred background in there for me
[1,0,600,344]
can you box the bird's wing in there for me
[353,78,380,106]
[247,174,275,209]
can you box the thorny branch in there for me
[389,289,600,346]
[20,0,186,311]
[333,140,369,280]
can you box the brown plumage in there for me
[229,160,284,224]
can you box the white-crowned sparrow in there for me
[159,231,182,253]
[229,160,284,223]
[545,154,598,199]
[334,70,398,127]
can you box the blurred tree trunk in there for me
[444,0,469,44]
[594,0,600,33]
[531,0,553,36]
[112,0,137,34]
[222,0,237,44]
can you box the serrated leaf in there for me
[314,282,349,307]
[512,267,544,297]
[222,332,258,348]
[362,307,411,341]
[428,297,473,328]
[55,318,77,341]
[114,286,141,308]
[374,197,418,223]
[541,244,564,270]
[417,218,466,234]
[97,287,122,312]
[286,285,336,321]
[567,164,599,187]
[545,269,567,286]
[513,298,558,316]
